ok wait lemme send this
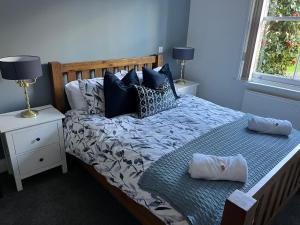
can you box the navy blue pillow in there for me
[142,64,179,99]
[104,69,139,118]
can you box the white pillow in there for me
[65,78,104,111]
[114,70,129,80]
[65,81,88,110]
[153,67,162,72]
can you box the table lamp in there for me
[173,47,195,84]
[0,56,42,118]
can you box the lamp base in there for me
[21,110,38,118]
[175,79,186,85]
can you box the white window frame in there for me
[253,72,300,87]
[241,0,300,86]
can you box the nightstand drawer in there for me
[12,122,59,154]
[17,143,61,178]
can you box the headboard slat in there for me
[147,63,153,69]
[82,70,90,79]
[115,67,122,72]
[67,71,77,82]
[107,68,114,73]
[137,64,144,71]
[95,69,103,77]
[128,65,134,71]
[49,54,163,112]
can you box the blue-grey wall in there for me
[0,0,190,159]
[186,0,251,110]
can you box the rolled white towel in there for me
[188,154,248,183]
[248,115,292,136]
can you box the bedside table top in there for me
[0,105,65,133]
[174,80,199,89]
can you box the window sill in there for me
[246,77,300,100]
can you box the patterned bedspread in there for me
[64,95,243,225]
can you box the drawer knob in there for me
[36,138,41,141]
[39,158,44,162]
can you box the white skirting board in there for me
[0,159,7,173]
[242,90,300,129]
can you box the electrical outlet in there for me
[158,46,164,54]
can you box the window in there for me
[241,0,300,85]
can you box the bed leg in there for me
[221,190,257,225]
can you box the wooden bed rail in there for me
[221,145,300,225]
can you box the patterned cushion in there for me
[78,78,105,114]
[135,82,177,118]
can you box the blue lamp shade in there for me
[173,47,194,60]
[0,55,42,80]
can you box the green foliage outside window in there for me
[256,0,300,77]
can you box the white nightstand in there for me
[174,80,199,96]
[0,105,67,191]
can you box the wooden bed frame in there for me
[49,54,300,225]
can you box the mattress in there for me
[64,94,243,225]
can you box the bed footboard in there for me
[221,145,300,225]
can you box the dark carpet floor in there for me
[0,157,299,225]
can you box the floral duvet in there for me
[64,94,243,225]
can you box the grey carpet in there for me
[0,157,299,225]
[0,157,140,225]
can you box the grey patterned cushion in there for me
[135,82,177,118]
[78,78,105,114]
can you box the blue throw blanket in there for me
[138,115,300,225]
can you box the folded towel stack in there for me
[188,154,248,183]
[248,115,292,136]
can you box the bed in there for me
[49,54,300,225]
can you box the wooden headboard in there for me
[49,54,163,112]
